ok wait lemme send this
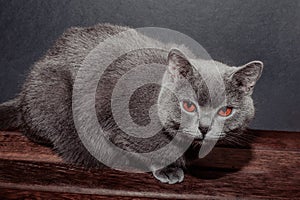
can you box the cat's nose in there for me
[198,126,210,135]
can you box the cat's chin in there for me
[192,138,204,144]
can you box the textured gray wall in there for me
[0,0,299,131]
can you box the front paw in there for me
[152,166,184,184]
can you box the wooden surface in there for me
[0,130,299,199]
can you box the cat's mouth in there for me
[188,132,226,143]
[193,138,204,143]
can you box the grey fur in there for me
[0,23,263,184]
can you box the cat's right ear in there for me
[230,60,264,95]
[167,48,193,80]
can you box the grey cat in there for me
[0,23,263,184]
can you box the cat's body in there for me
[0,23,263,184]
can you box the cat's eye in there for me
[182,100,197,112]
[218,106,233,117]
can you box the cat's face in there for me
[158,49,263,142]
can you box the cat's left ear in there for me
[231,61,263,95]
[167,48,193,80]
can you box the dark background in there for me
[0,0,299,131]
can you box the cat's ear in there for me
[231,61,263,95]
[167,48,193,79]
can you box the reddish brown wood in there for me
[0,158,299,200]
[250,129,300,151]
[0,131,61,163]
[0,130,299,199]
[0,188,160,200]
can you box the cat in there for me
[0,23,263,184]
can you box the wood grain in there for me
[0,130,299,199]
[0,188,161,200]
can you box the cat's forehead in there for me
[190,59,233,76]
[189,59,234,107]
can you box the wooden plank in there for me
[0,188,161,200]
[0,159,299,200]
[0,130,299,199]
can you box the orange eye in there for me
[218,106,233,117]
[182,101,196,112]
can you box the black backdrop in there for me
[0,0,299,131]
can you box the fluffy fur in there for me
[0,23,263,184]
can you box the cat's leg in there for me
[152,158,185,184]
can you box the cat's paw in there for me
[152,166,184,184]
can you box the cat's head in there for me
[158,48,263,143]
